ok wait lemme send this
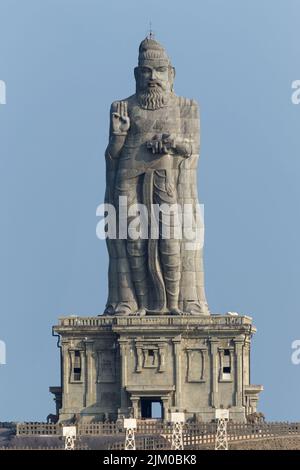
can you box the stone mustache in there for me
[104,37,209,317]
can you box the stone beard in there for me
[137,82,170,110]
[104,37,209,317]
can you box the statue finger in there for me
[116,101,121,115]
[124,101,128,117]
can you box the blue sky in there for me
[0,0,299,421]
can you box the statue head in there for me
[134,38,175,110]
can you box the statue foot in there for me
[104,303,137,316]
[103,304,115,315]
[170,308,189,316]
[184,302,210,315]
[129,308,147,317]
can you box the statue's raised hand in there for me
[111,101,130,135]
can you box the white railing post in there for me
[215,409,229,450]
[124,418,137,450]
[171,412,185,450]
[63,426,77,450]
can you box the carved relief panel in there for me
[186,348,207,382]
[96,350,116,383]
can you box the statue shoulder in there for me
[176,96,199,118]
[177,95,199,108]
[110,95,136,112]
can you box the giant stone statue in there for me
[52,37,262,425]
[104,37,209,316]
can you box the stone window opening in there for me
[148,349,155,365]
[219,348,232,381]
[73,350,82,381]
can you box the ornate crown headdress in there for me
[138,38,171,67]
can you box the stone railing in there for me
[78,422,124,435]
[228,422,300,439]
[58,317,115,327]
[17,422,61,435]
[0,444,89,450]
[109,435,170,451]
[16,421,300,448]
[57,315,252,329]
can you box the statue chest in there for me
[128,106,180,138]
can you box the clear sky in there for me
[0,0,299,422]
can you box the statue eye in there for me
[141,67,151,74]
[157,67,167,73]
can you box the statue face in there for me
[135,65,174,93]
[135,64,175,110]
[137,65,170,92]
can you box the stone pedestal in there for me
[52,314,262,423]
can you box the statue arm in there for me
[176,99,200,157]
[105,135,126,161]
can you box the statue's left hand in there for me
[146,133,176,154]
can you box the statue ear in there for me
[169,67,176,91]
[134,67,139,82]
[168,66,175,81]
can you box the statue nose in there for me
[151,69,157,79]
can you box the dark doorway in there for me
[140,398,163,419]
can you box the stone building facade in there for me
[51,314,262,423]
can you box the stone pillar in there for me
[61,340,70,408]
[209,338,219,408]
[173,336,182,409]
[118,339,128,415]
[131,396,139,419]
[136,345,142,373]
[218,348,223,381]
[159,345,166,373]
[244,338,251,386]
[81,348,86,407]
[234,337,244,407]
[85,340,95,407]
[161,396,170,421]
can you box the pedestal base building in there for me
[51,314,262,423]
